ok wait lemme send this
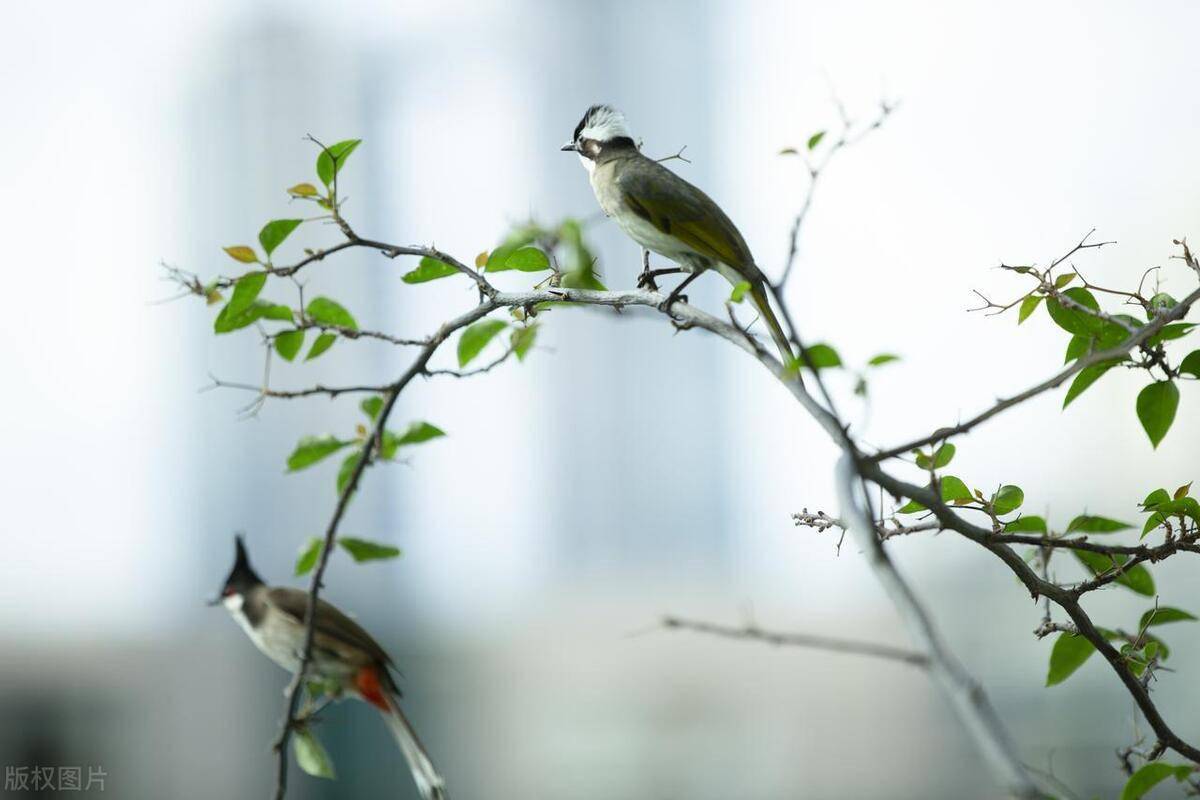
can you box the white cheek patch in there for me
[222,593,244,612]
[578,153,595,175]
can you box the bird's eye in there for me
[223,586,236,597]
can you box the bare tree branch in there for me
[661,615,929,667]
[776,100,894,288]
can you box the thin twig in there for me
[661,615,929,667]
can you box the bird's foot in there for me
[658,293,688,311]
[638,267,683,292]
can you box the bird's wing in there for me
[268,586,394,668]
[616,158,759,276]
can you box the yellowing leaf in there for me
[223,245,258,264]
[288,183,319,197]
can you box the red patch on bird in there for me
[355,666,390,712]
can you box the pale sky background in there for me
[1,2,1197,798]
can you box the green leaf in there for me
[1064,334,1091,364]
[806,130,826,150]
[360,396,384,420]
[505,246,551,272]
[1139,607,1197,629]
[867,353,901,367]
[258,219,303,257]
[484,226,541,272]
[226,271,268,319]
[1144,497,1200,527]
[293,729,336,779]
[511,324,538,362]
[939,475,973,503]
[932,443,957,468]
[1004,516,1047,534]
[457,319,507,367]
[1045,287,1103,335]
[1147,292,1178,318]
[915,443,955,470]
[1136,382,1179,448]
[790,343,841,371]
[402,256,459,284]
[380,422,446,459]
[729,281,751,304]
[306,333,336,361]
[295,537,323,576]
[338,537,402,563]
[1179,349,1200,378]
[1141,488,1171,508]
[1018,294,1042,324]
[558,268,607,290]
[992,485,1024,515]
[896,499,925,514]
[1120,762,1193,800]
[1066,515,1133,534]
[1046,632,1096,686]
[1063,361,1119,408]
[305,297,358,331]
[1075,550,1155,596]
[287,435,351,471]
[274,329,305,362]
[335,452,358,495]
[223,245,259,264]
[396,421,445,445]
[1142,512,1168,538]
[1146,322,1196,346]
[213,299,293,334]
[260,303,294,322]
[315,138,362,188]
[558,218,605,289]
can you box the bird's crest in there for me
[574,104,631,143]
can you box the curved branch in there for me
[871,282,1200,462]
[835,456,1044,799]
[272,300,498,798]
[858,463,1200,765]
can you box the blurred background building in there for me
[2,1,1198,797]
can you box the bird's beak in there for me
[206,596,222,607]
[560,142,578,152]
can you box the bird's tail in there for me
[357,665,447,799]
[381,694,448,800]
[749,284,794,364]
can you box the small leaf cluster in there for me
[285,395,446,497]
[779,341,900,397]
[294,535,402,577]
[402,218,606,292]
[1004,256,1196,448]
[895,444,1025,520]
[457,318,538,368]
[212,138,366,356]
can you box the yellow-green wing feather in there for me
[617,159,760,277]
